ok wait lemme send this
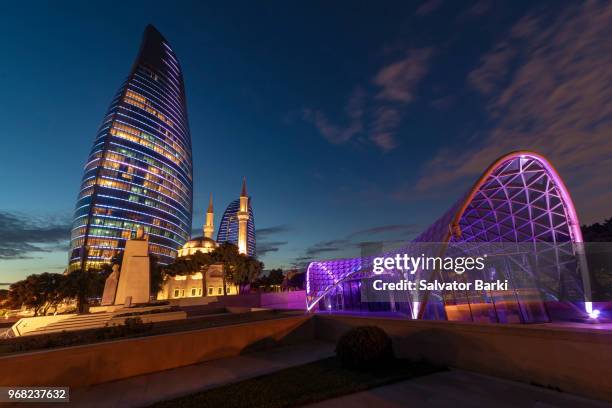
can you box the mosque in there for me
[157,179,256,300]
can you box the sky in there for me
[0,0,611,283]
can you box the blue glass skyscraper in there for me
[69,25,193,270]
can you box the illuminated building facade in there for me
[177,194,218,257]
[217,179,256,256]
[161,185,252,300]
[306,151,594,323]
[69,25,193,270]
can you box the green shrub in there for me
[105,317,153,338]
[123,317,152,333]
[335,326,394,370]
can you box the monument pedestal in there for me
[114,238,150,305]
[102,227,151,307]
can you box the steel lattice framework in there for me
[306,151,590,319]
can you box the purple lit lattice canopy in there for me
[306,152,589,318]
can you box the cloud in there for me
[416,0,443,17]
[304,239,350,257]
[373,48,434,103]
[257,241,289,256]
[369,106,401,151]
[292,224,422,269]
[430,95,456,110]
[368,48,434,149]
[256,225,291,257]
[303,48,434,152]
[457,0,490,20]
[0,211,71,260]
[414,1,612,223]
[302,87,365,145]
[256,225,292,238]
[348,224,421,238]
[467,41,517,95]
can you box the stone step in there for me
[35,320,111,331]
[40,317,111,328]
[30,314,115,335]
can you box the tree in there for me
[163,254,209,277]
[0,289,8,304]
[7,273,65,316]
[581,218,612,242]
[232,256,264,294]
[149,255,164,297]
[581,217,612,300]
[253,269,285,292]
[60,269,106,313]
[286,271,306,290]
[211,242,241,296]
[268,269,285,286]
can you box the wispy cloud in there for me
[467,41,516,95]
[303,48,433,152]
[302,87,365,145]
[369,106,401,151]
[257,241,289,256]
[256,225,292,237]
[414,0,612,223]
[256,225,291,257]
[457,0,490,20]
[416,0,443,17]
[430,95,456,110]
[291,223,421,269]
[373,48,434,104]
[348,224,421,239]
[0,211,71,260]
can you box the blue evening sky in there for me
[1,0,610,283]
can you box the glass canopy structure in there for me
[306,151,593,323]
[69,25,193,270]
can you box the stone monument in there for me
[111,226,151,306]
[101,264,120,306]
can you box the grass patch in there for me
[150,357,444,408]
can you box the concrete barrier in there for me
[107,311,187,326]
[0,315,314,389]
[314,314,612,402]
[167,292,308,310]
[261,291,306,310]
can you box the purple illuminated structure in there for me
[306,151,592,323]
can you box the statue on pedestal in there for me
[101,264,120,306]
[101,226,151,306]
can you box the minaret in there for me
[237,177,250,255]
[204,193,214,239]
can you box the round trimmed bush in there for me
[335,326,394,369]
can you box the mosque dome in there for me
[178,235,218,257]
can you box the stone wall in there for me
[261,291,306,309]
[0,315,314,389]
[1,311,610,402]
[314,314,612,402]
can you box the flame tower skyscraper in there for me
[69,25,193,270]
